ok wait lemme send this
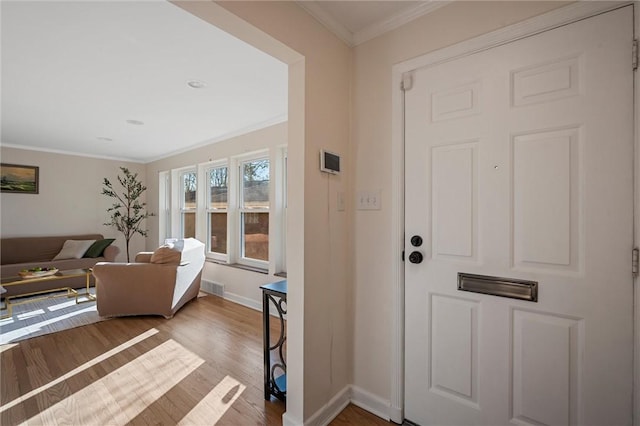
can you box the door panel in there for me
[512,310,581,425]
[432,143,477,260]
[513,128,577,269]
[430,294,479,407]
[405,7,634,425]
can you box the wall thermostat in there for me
[320,149,341,174]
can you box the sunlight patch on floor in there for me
[177,375,246,425]
[0,306,96,344]
[16,309,46,320]
[47,299,81,312]
[1,328,159,413]
[0,317,15,326]
[20,338,204,425]
[0,343,18,354]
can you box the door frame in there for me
[389,2,637,423]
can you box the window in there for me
[181,170,196,238]
[240,158,270,264]
[207,165,228,257]
[160,147,285,274]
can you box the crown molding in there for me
[353,1,451,46]
[394,1,633,74]
[297,1,451,47]
[1,114,288,164]
[0,143,146,164]
[296,1,355,47]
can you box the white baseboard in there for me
[350,385,392,422]
[289,385,392,426]
[203,288,286,320]
[305,386,351,426]
[221,291,263,312]
[282,412,302,426]
[388,405,403,424]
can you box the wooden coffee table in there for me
[0,268,95,319]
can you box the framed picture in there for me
[0,164,39,194]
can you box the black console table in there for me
[260,280,287,401]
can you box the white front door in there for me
[404,7,634,425]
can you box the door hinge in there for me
[401,73,413,91]
[402,250,405,262]
[633,247,639,277]
[633,39,638,71]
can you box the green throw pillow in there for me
[83,238,115,258]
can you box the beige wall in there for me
[209,1,353,422]
[0,147,145,261]
[145,123,287,308]
[351,0,569,407]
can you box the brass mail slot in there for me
[457,273,538,302]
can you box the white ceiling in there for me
[1,1,288,163]
[1,1,445,164]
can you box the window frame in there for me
[158,170,171,245]
[205,161,229,261]
[179,168,197,239]
[238,155,270,269]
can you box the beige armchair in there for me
[93,238,206,318]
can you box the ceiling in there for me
[1,1,445,164]
[1,1,288,163]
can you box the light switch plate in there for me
[357,190,381,210]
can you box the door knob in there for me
[410,235,423,247]
[409,251,423,264]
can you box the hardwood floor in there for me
[329,405,394,426]
[1,294,391,425]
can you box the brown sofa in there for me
[1,234,119,297]
[93,238,205,319]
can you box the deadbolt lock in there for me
[410,235,423,247]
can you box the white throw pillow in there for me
[53,239,96,260]
[163,239,184,252]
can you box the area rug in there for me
[0,289,107,345]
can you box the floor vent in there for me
[201,279,224,297]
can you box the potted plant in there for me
[102,167,153,262]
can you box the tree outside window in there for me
[208,166,228,255]
[241,159,269,262]
[181,171,196,238]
